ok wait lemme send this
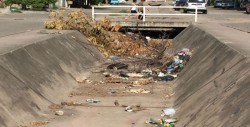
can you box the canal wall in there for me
[0,31,104,127]
[170,24,250,126]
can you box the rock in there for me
[114,100,119,106]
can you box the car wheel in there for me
[247,8,250,14]
[203,10,207,14]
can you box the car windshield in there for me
[189,0,205,3]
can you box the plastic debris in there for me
[145,118,164,124]
[86,99,101,103]
[164,118,178,123]
[160,75,175,81]
[162,107,175,116]
[124,104,145,112]
[107,62,128,70]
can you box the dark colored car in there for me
[246,0,250,13]
[214,0,222,8]
[174,0,188,10]
[221,0,234,9]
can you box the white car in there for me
[183,0,207,14]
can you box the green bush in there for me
[91,0,103,5]
[5,0,57,9]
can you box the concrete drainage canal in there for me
[1,10,250,127]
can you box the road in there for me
[0,5,249,37]
[0,11,49,37]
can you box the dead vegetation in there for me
[44,10,172,57]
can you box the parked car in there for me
[221,0,234,9]
[110,0,126,4]
[183,0,207,14]
[246,0,250,13]
[174,0,188,10]
[214,0,222,8]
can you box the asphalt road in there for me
[0,5,249,38]
[0,12,49,37]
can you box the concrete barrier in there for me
[0,30,104,127]
[170,24,250,126]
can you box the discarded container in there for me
[86,99,101,103]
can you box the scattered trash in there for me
[127,73,144,78]
[110,56,119,60]
[55,110,64,116]
[163,122,176,127]
[157,48,192,82]
[107,62,128,70]
[145,118,176,127]
[86,99,101,103]
[124,104,145,112]
[159,75,175,81]
[158,72,167,77]
[162,107,176,117]
[119,71,130,77]
[127,88,150,94]
[164,118,178,123]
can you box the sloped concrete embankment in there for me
[169,24,250,126]
[0,31,104,127]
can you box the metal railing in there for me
[92,5,198,22]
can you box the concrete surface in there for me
[169,24,250,127]
[0,30,104,127]
[0,12,49,37]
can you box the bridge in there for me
[91,5,198,30]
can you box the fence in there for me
[92,5,198,22]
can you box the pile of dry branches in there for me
[44,10,172,57]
